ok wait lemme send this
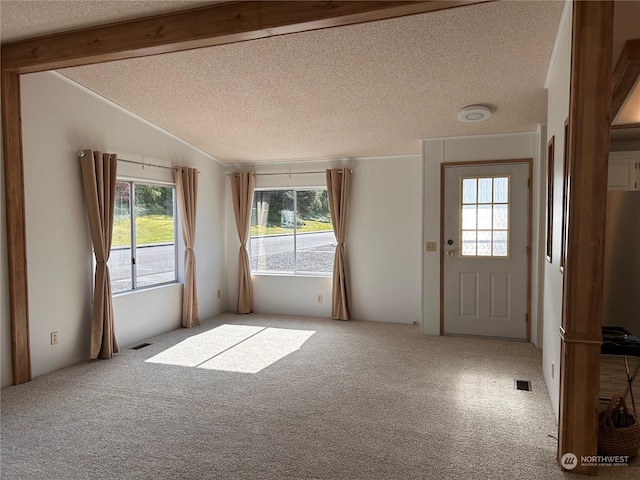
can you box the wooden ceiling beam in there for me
[1,0,489,74]
[611,38,640,123]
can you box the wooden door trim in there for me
[545,136,555,263]
[439,158,533,342]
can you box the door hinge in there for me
[526,313,529,324]
[526,246,530,255]
[528,178,531,188]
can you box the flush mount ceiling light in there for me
[458,104,492,123]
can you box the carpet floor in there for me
[1,313,638,479]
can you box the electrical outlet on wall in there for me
[317,294,323,303]
[217,289,221,299]
[50,332,58,345]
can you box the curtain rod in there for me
[226,170,352,178]
[77,151,200,175]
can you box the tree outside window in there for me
[108,181,177,292]
[250,189,335,274]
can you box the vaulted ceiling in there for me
[1,1,564,164]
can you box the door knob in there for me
[447,250,455,257]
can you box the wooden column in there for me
[1,70,31,385]
[557,1,613,475]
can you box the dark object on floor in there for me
[601,327,640,356]
[598,394,640,458]
[514,379,532,391]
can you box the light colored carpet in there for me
[1,313,638,479]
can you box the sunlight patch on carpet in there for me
[145,324,315,373]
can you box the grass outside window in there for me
[250,219,333,237]
[113,215,175,246]
[108,181,177,292]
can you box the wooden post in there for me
[557,1,613,475]
[1,70,31,385]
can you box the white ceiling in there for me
[1,1,565,164]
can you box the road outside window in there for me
[107,181,177,293]
[250,189,335,274]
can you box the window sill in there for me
[250,272,332,279]
[112,282,181,298]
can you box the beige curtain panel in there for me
[80,149,119,359]
[326,168,352,320]
[230,171,256,313]
[175,167,200,328]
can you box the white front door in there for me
[443,163,529,340]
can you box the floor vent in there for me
[131,342,152,350]
[515,379,532,391]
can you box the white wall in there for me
[227,155,423,324]
[534,124,548,348]
[542,1,572,420]
[0,71,227,386]
[422,131,543,339]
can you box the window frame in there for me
[108,178,179,294]
[250,186,334,277]
[458,174,511,258]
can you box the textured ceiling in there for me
[2,1,564,164]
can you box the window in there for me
[108,181,177,293]
[250,189,335,274]
[460,176,510,257]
